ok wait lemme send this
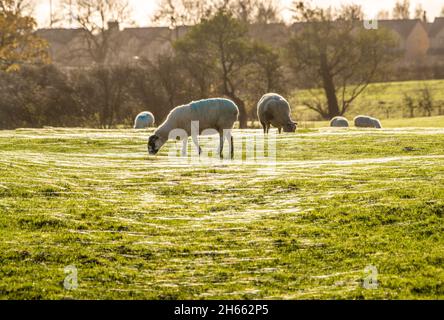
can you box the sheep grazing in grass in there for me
[148,98,239,159]
[354,115,382,129]
[330,116,349,128]
[257,93,297,134]
[134,111,155,129]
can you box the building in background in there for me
[36,19,441,68]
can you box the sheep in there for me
[148,98,239,159]
[354,115,382,129]
[257,93,297,134]
[134,111,155,129]
[330,116,349,128]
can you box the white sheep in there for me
[330,116,349,128]
[354,115,382,129]
[134,111,155,129]
[148,98,239,158]
[257,93,297,134]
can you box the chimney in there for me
[108,21,120,32]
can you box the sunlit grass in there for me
[0,127,443,299]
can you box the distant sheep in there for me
[354,115,382,129]
[330,116,349,128]
[257,93,297,134]
[134,111,155,129]
[148,98,239,158]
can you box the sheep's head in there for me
[283,121,297,133]
[148,135,166,155]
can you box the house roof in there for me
[121,27,172,41]
[290,19,423,40]
[428,17,444,37]
[377,19,424,39]
[35,28,84,44]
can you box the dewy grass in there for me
[0,127,443,299]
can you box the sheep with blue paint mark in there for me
[148,98,239,158]
[330,116,349,128]
[257,93,297,134]
[354,115,382,129]
[134,111,155,129]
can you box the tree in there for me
[173,10,249,128]
[228,0,282,24]
[0,0,31,13]
[173,9,282,128]
[153,0,281,27]
[286,2,398,119]
[414,3,425,20]
[393,0,410,19]
[377,10,390,20]
[61,0,132,65]
[153,0,219,27]
[403,93,415,118]
[339,4,364,20]
[247,41,286,96]
[418,86,433,117]
[0,0,49,72]
[174,36,217,99]
[71,65,135,127]
[0,65,82,128]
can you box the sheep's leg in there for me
[181,138,188,157]
[192,134,202,156]
[219,132,224,159]
[261,122,267,134]
[223,130,234,159]
[266,123,271,134]
[278,127,282,134]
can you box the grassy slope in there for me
[0,126,443,299]
[291,79,444,121]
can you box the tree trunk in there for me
[320,53,339,119]
[229,95,248,129]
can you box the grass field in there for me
[0,122,443,299]
[291,79,444,121]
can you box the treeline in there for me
[0,63,203,129]
[0,1,418,129]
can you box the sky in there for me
[33,0,443,28]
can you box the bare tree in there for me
[153,0,221,27]
[414,3,427,21]
[393,0,410,19]
[153,0,281,27]
[60,0,132,65]
[418,86,434,117]
[339,4,364,20]
[403,93,415,118]
[377,10,390,20]
[286,2,399,119]
[0,0,32,14]
[228,0,282,23]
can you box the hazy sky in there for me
[33,0,443,28]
